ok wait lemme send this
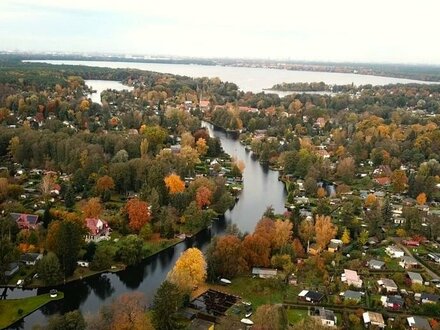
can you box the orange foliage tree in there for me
[315,215,337,250]
[125,198,151,232]
[210,235,247,278]
[82,197,103,218]
[164,173,185,194]
[96,175,115,194]
[195,186,212,209]
[242,234,271,268]
[273,219,293,249]
[254,217,276,249]
[417,192,427,205]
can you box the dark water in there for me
[4,122,286,329]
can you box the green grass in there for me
[0,292,64,329]
[286,308,308,324]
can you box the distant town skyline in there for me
[1,0,440,64]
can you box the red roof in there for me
[199,100,210,107]
[374,177,391,186]
[85,218,109,235]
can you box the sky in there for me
[1,0,440,64]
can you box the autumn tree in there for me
[195,186,212,209]
[292,238,305,258]
[417,192,427,205]
[168,247,206,292]
[125,198,151,232]
[365,194,377,207]
[273,219,293,250]
[336,157,355,183]
[96,175,115,197]
[391,169,408,193]
[253,304,288,330]
[314,215,337,250]
[317,187,326,198]
[242,234,271,268]
[358,229,369,246]
[196,137,208,156]
[164,173,185,194]
[254,217,276,248]
[299,220,315,249]
[82,197,103,219]
[207,235,247,279]
[341,227,351,245]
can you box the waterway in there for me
[5,121,286,329]
[25,60,433,94]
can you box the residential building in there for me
[363,311,385,328]
[407,316,432,330]
[85,218,111,242]
[340,290,364,302]
[407,272,423,285]
[385,245,405,258]
[11,213,40,230]
[20,253,43,266]
[342,269,363,288]
[317,308,336,327]
[189,318,215,330]
[377,278,398,293]
[298,290,325,303]
[399,256,419,269]
[420,293,440,304]
[427,253,440,263]
[381,295,404,310]
[251,267,278,279]
[368,259,385,270]
[4,262,19,277]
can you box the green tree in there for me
[53,221,83,277]
[358,229,369,246]
[90,245,113,271]
[116,235,144,266]
[37,252,62,286]
[152,281,184,330]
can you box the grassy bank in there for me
[0,292,64,329]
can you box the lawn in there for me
[0,292,64,329]
[286,308,308,324]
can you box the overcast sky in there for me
[1,0,440,64]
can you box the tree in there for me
[273,219,293,250]
[196,137,208,156]
[96,176,115,197]
[365,194,377,207]
[242,234,271,268]
[391,169,408,193]
[253,304,287,330]
[299,220,315,249]
[152,281,184,330]
[358,229,369,246]
[37,252,62,286]
[82,197,103,219]
[315,215,337,250]
[44,310,86,330]
[168,247,206,292]
[417,192,427,205]
[116,235,144,266]
[195,186,212,209]
[90,245,113,271]
[164,173,185,194]
[207,235,247,279]
[396,228,407,238]
[125,198,151,232]
[341,227,351,244]
[292,238,305,258]
[336,157,355,183]
[317,187,326,198]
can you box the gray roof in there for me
[407,271,423,282]
[318,308,335,321]
[251,267,278,276]
[379,278,398,289]
[369,259,385,268]
[343,290,363,300]
[401,256,418,264]
[408,316,432,330]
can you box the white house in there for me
[363,311,385,328]
[385,245,405,258]
[318,308,337,327]
[342,269,363,288]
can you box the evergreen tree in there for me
[152,281,184,330]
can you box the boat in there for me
[220,278,232,285]
[241,318,254,325]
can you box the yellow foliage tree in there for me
[196,138,208,156]
[417,192,427,205]
[365,194,377,207]
[164,173,185,194]
[315,215,337,250]
[168,247,206,292]
[341,227,351,245]
[396,228,407,238]
[273,219,293,249]
[317,187,326,198]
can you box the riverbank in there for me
[0,292,64,329]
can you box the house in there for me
[298,290,325,303]
[363,311,385,328]
[407,316,432,330]
[328,239,343,253]
[252,267,278,279]
[381,295,404,310]
[420,293,440,304]
[308,243,321,256]
[10,213,40,230]
[427,253,440,263]
[85,218,111,242]
[20,253,43,266]
[400,256,419,269]
[374,177,391,186]
[315,117,327,129]
[340,290,364,302]
[4,262,19,277]
[288,273,298,286]
[317,308,337,327]
[385,245,405,258]
[377,278,398,293]
[407,272,423,285]
[368,259,385,270]
[403,240,420,247]
[342,269,363,288]
[189,318,215,330]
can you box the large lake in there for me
[25,60,433,93]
